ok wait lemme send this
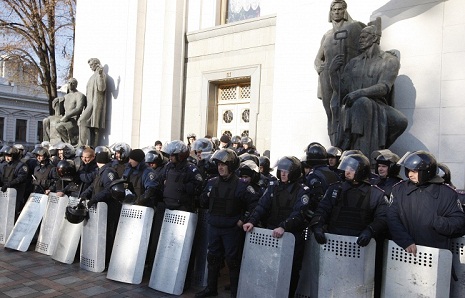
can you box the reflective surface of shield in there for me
[0,189,17,244]
[51,197,83,264]
[238,227,295,298]
[5,193,48,251]
[35,193,68,255]
[450,237,465,298]
[381,240,452,298]
[80,202,107,272]
[149,209,198,295]
[106,204,154,284]
[297,233,375,298]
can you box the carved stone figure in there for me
[315,0,365,145]
[78,58,107,147]
[329,19,408,157]
[43,78,85,145]
[55,78,86,145]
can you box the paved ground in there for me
[0,245,231,298]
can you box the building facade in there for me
[73,0,465,187]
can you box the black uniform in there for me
[32,159,56,194]
[1,159,29,216]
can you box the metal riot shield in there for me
[193,208,209,288]
[51,196,83,264]
[303,233,376,298]
[451,237,465,298]
[80,202,107,272]
[35,193,68,255]
[381,240,452,298]
[149,209,198,295]
[0,188,17,245]
[4,193,48,252]
[237,227,295,298]
[106,204,154,284]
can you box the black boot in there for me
[195,254,221,298]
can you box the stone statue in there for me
[55,78,86,145]
[329,18,408,157]
[43,78,85,145]
[315,0,365,145]
[78,58,107,147]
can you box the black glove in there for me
[1,184,9,192]
[313,227,327,244]
[357,228,373,247]
[87,199,97,208]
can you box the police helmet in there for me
[94,146,112,164]
[231,135,242,145]
[239,153,259,166]
[0,145,20,160]
[112,142,132,161]
[56,160,76,181]
[31,146,50,159]
[259,156,272,174]
[327,146,343,158]
[145,150,166,166]
[74,145,88,158]
[338,154,371,182]
[202,153,219,175]
[399,150,438,185]
[211,148,240,173]
[211,137,220,150]
[55,142,75,159]
[162,140,190,162]
[238,160,260,184]
[13,144,25,151]
[192,138,214,154]
[438,163,452,185]
[65,201,88,224]
[305,142,327,166]
[375,150,401,177]
[275,156,302,184]
[109,178,134,203]
[241,137,253,148]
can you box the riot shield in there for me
[298,233,376,298]
[106,204,154,284]
[237,227,295,298]
[451,236,465,298]
[4,193,48,251]
[80,202,107,272]
[381,240,452,298]
[193,208,209,288]
[35,193,68,255]
[149,209,198,295]
[51,196,83,264]
[0,188,17,245]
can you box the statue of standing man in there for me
[314,0,365,145]
[79,58,107,148]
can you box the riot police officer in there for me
[196,149,258,298]
[121,148,159,207]
[161,140,203,212]
[373,149,402,195]
[31,147,56,194]
[259,155,277,187]
[76,148,97,192]
[388,151,465,253]
[327,146,344,179]
[304,142,341,202]
[237,137,259,156]
[310,154,388,246]
[111,142,131,177]
[80,146,119,266]
[243,156,314,298]
[0,145,29,217]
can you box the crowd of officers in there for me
[1,133,465,298]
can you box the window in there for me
[221,0,261,25]
[15,119,27,142]
[37,121,43,143]
[0,117,4,141]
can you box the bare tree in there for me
[0,0,76,115]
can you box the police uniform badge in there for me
[247,185,255,194]
[22,165,28,172]
[108,172,115,181]
[386,193,393,207]
[148,172,155,181]
[195,173,203,181]
[301,195,309,205]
